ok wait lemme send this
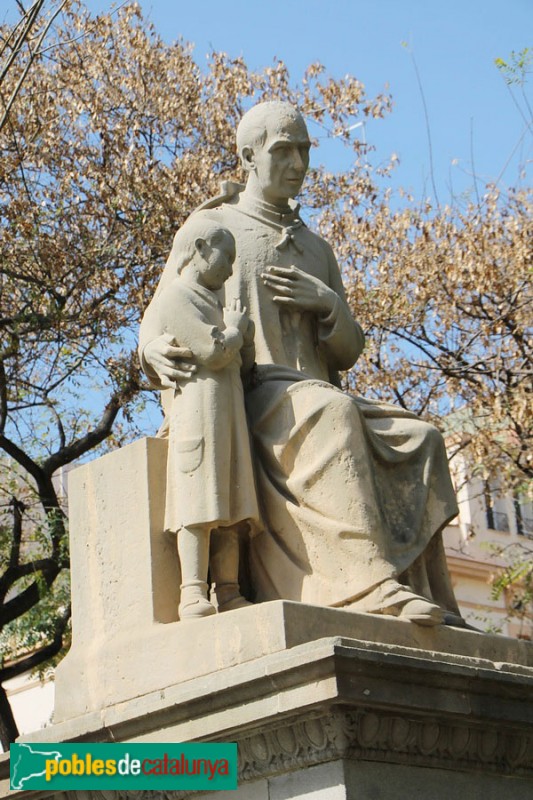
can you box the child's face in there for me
[197,231,236,291]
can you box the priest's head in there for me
[237,101,311,206]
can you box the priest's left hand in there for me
[261,265,337,315]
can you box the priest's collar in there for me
[235,190,301,227]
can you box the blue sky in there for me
[3,1,531,201]
[72,0,533,204]
[1,1,530,436]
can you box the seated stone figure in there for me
[139,100,463,627]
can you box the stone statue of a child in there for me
[152,215,260,619]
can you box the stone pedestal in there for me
[3,615,533,799]
[2,439,532,799]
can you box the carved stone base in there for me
[45,438,533,724]
[1,439,531,798]
[2,625,532,799]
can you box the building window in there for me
[515,496,533,538]
[484,482,510,532]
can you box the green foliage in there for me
[495,47,532,86]
[491,544,533,603]
[0,573,71,676]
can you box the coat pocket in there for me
[175,437,204,473]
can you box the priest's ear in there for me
[241,145,256,172]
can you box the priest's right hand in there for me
[143,333,197,389]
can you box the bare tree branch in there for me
[0,0,68,133]
[0,0,44,85]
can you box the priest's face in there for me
[248,115,311,206]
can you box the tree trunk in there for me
[0,682,19,751]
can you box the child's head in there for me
[174,216,236,291]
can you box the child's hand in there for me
[224,298,249,334]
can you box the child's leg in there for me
[210,527,252,612]
[178,524,216,619]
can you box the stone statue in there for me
[139,100,463,627]
[152,216,258,618]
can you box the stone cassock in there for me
[139,102,462,624]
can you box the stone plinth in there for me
[2,439,532,799]
[3,615,533,799]
[52,438,533,724]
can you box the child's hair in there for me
[171,215,234,274]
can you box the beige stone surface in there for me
[138,100,461,624]
[194,782,270,800]
[340,762,533,800]
[6,542,533,796]
[37,611,533,743]
[33,614,533,742]
[53,436,531,727]
[7,619,532,799]
[256,762,347,800]
[194,763,533,800]
[155,223,258,531]
[148,218,258,619]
